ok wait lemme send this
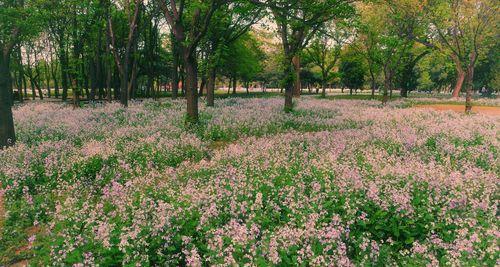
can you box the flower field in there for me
[0,97,499,266]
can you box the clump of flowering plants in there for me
[0,97,498,266]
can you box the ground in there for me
[0,96,498,266]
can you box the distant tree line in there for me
[0,0,498,147]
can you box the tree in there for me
[355,10,383,99]
[305,20,352,97]
[220,33,264,94]
[402,0,498,111]
[398,46,429,97]
[473,43,499,93]
[360,2,412,104]
[416,50,456,93]
[0,0,40,148]
[108,0,142,107]
[339,51,365,95]
[250,0,355,111]
[157,0,227,123]
[203,1,262,106]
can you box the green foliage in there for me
[220,33,265,83]
[340,51,366,89]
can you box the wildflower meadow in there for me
[0,97,498,266]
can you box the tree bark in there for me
[59,37,69,101]
[370,68,376,99]
[0,54,16,148]
[232,75,237,94]
[451,53,464,98]
[284,58,294,112]
[206,66,216,107]
[44,62,52,98]
[171,38,179,100]
[382,75,391,104]
[90,59,97,101]
[184,51,199,123]
[321,81,327,98]
[292,55,301,97]
[452,68,465,98]
[16,47,26,101]
[465,52,476,113]
[33,48,44,100]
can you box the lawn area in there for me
[0,97,498,266]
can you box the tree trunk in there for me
[17,47,26,101]
[90,59,97,101]
[321,81,326,98]
[72,79,80,108]
[171,39,179,100]
[292,55,301,97]
[106,66,112,102]
[232,76,237,94]
[206,66,216,107]
[33,48,44,100]
[45,62,51,98]
[465,53,476,113]
[184,51,199,123]
[120,62,129,107]
[400,87,408,98]
[0,54,16,148]
[465,70,473,113]
[370,69,376,99]
[284,59,294,112]
[59,39,69,101]
[382,75,391,105]
[451,55,465,98]
[199,74,207,96]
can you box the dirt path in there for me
[414,104,500,116]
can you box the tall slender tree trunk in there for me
[199,75,207,96]
[451,55,465,98]
[382,75,391,104]
[60,39,69,101]
[96,28,103,100]
[33,48,44,100]
[45,62,51,98]
[284,57,294,112]
[452,69,465,98]
[171,38,179,100]
[465,53,476,113]
[72,79,80,108]
[207,66,216,107]
[0,54,16,148]
[90,60,97,101]
[370,68,376,99]
[106,67,112,102]
[321,81,327,98]
[120,59,129,107]
[17,47,25,101]
[105,21,112,102]
[183,51,199,123]
[292,55,301,97]
[232,75,237,94]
